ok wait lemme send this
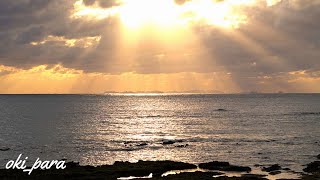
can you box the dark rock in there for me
[162,139,183,145]
[303,161,320,173]
[269,170,281,175]
[215,175,268,180]
[0,147,10,151]
[317,154,320,159]
[199,161,230,169]
[175,144,189,148]
[301,172,320,180]
[136,143,147,147]
[65,161,80,168]
[223,165,252,172]
[262,164,282,172]
[241,174,268,180]
[199,161,251,172]
[105,160,197,177]
[163,140,175,145]
[0,160,196,179]
[282,168,291,171]
[217,109,227,111]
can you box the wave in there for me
[298,112,320,115]
[214,108,228,112]
[285,112,320,116]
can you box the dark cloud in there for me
[83,0,95,6]
[83,0,121,8]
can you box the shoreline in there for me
[0,157,319,180]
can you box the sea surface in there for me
[0,94,319,172]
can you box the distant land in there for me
[102,90,291,94]
[103,90,226,94]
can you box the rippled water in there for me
[0,94,319,172]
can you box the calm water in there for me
[0,94,319,172]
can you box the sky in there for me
[0,0,320,94]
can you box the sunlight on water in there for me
[0,94,319,175]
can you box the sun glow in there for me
[119,0,181,28]
[72,0,257,29]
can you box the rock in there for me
[0,147,10,151]
[160,171,223,180]
[163,140,175,145]
[65,161,80,168]
[217,108,227,111]
[262,164,282,172]
[199,161,230,169]
[269,170,281,175]
[175,144,189,148]
[303,161,320,173]
[113,160,197,177]
[199,161,251,172]
[162,139,183,145]
[241,174,268,180]
[317,154,320,159]
[215,175,268,180]
[223,165,252,172]
[136,143,147,147]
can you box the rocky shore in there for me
[0,154,319,180]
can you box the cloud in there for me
[82,0,121,8]
[0,0,320,92]
[174,0,190,5]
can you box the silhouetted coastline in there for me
[1,156,319,180]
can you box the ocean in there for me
[0,94,319,173]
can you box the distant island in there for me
[103,90,226,94]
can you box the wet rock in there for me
[104,160,197,177]
[217,108,227,111]
[159,171,223,180]
[0,147,10,151]
[215,175,268,180]
[269,170,281,175]
[136,142,147,147]
[223,165,252,172]
[175,144,189,148]
[163,140,175,145]
[303,161,320,173]
[262,164,282,172]
[241,174,268,180]
[199,161,251,172]
[199,161,230,168]
[65,161,80,168]
[162,139,183,145]
[282,167,291,171]
[0,160,197,179]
